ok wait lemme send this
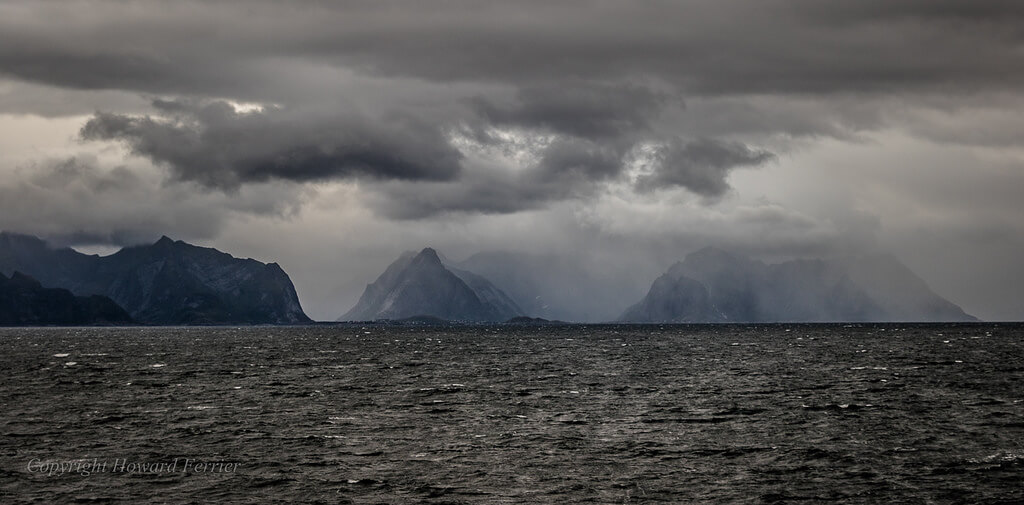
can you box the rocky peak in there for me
[340,247,522,322]
[412,247,443,266]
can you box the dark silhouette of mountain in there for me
[340,248,522,322]
[621,247,977,322]
[0,232,310,325]
[0,271,132,326]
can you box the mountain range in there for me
[0,232,310,325]
[620,247,976,323]
[1,231,978,324]
[341,246,974,323]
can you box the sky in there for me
[1,0,1023,321]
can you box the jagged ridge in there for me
[0,232,310,325]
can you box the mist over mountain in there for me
[0,232,310,325]
[340,248,522,322]
[844,254,976,323]
[457,251,648,323]
[620,247,976,323]
[0,271,132,326]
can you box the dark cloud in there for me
[470,83,669,140]
[371,137,627,219]
[796,0,1024,23]
[635,138,775,197]
[80,99,463,189]
[2,0,1020,209]
[2,1,1023,99]
[535,138,624,183]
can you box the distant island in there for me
[620,247,976,323]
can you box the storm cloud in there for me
[635,138,776,197]
[3,1,1023,97]
[4,0,1019,208]
[79,99,463,189]
[371,137,628,219]
[470,83,670,140]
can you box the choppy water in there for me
[1,324,1022,504]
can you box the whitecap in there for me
[969,452,1024,464]
[53,353,70,358]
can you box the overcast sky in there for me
[1,0,1023,320]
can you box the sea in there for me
[1,323,1022,504]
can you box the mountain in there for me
[340,248,522,322]
[0,271,133,326]
[458,251,648,322]
[620,247,976,323]
[0,232,310,325]
[619,273,721,323]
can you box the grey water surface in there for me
[1,324,1022,504]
